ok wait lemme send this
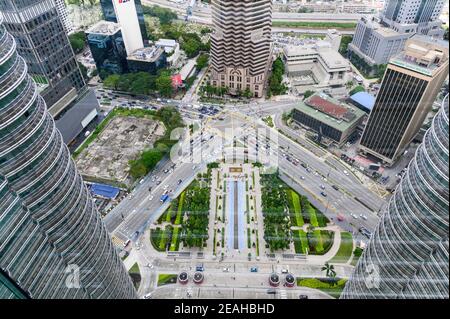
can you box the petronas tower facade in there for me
[0,16,136,299]
[342,94,449,299]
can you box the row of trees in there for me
[181,181,210,248]
[267,57,288,97]
[260,175,292,251]
[103,71,173,97]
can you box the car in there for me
[156,180,161,185]
[142,293,152,299]
[350,213,358,219]
[337,213,345,221]
[196,264,204,272]
[139,179,144,184]
[332,185,339,191]
[360,214,368,220]
[320,184,325,190]
[300,176,305,180]
[250,267,258,273]
[223,267,229,272]
[299,295,309,299]
[160,194,169,202]
[148,196,154,201]
[148,187,152,192]
[320,192,327,197]
[178,179,183,185]
[281,268,289,274]
[123,239,131,247]
[343,170,350,176]
[163,169,169,174]
[267,289,276,295]
[192,165,197,170]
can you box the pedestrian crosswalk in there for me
[279,289,287,299]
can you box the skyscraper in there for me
[100,0,148,44]
[0,16,136,299]
[0,0,85,115]
[210,0,273,98]
[55,0,74,34]
[341,93,449,299]
[382,0,445,33]
[348,0,445,66]
[359,35,449,165]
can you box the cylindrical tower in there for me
[0,16,136,299]
[342,94,449,299]
[210,0,272,98]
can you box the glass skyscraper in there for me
[342,94,449,299]
[100,0,148,44]
[0,16,136,299]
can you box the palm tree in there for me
[321,262,336,278]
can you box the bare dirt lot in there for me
[75,116,165,185]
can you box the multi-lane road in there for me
[104,99,385,246]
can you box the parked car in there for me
[321,192,327,197]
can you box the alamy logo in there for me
[364,263,380,289]
[65,264,81,289]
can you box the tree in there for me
[303,90,315,100]
[69,31,86,54]
[321,262,336,278]
[349,85,365,96]
[103,74,120,90]
[196,54,209,71]
[156,73,173,97]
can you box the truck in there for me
[160,194,169,203]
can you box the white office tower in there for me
[381,0,445,36]
[349,0,446,66]
[112,0,144,55]
[54,0,73,34]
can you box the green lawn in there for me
[329,232,354,263]
[296,277,348,299]
[174,192,185,225]
[308,207,319,227]
[150,228,165,252]
[293,230,309,254]
[272,21,357,30]
[290,190,304,227]
[157,274,177,286]
[128,263,141,290]
[169,227,180,251]
[247,229,251,249]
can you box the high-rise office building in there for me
[382,0,445,34]
[86,20,128,76]
[0,0,85,115]
[359,36,449,165]
[55,0,74,34]
[100,0,147,44]
[342,94,449,299]
[0,0,101,146]
[0,16,136,299]
[210,0,273,98]
[349,0,445,66]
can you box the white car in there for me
[343,170,350,176]
[360,214,368,220]
[142,293,152,299]
[350,213,358,219]
[300,176,305,180]
[149,196,154,201]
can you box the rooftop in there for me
[86,20,121,35]
[390,35,449,76]
[126,46,164,63]
[284,43,349,69]
[90,183,120,199]
[295,93,366,132]
[155,39,177,47]
[349,91,376,112]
